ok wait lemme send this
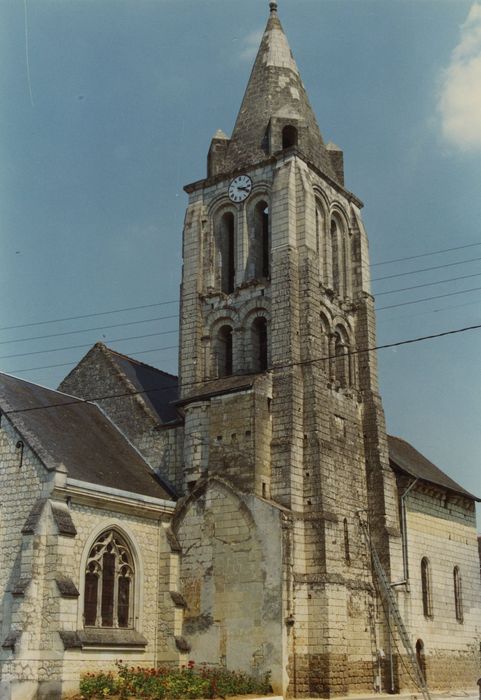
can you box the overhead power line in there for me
[372,255,481,282]
[6,345,179,375]
[377,285,481,311]
[371,241,481,267]
[4,284,481,364]
[0,300,178,332]
[0,315,179,346]
[4,321,481,412]
[0,330,179,361]
[375,271,481,297]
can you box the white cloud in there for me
[438,3,481,151]
[239,29,263,62]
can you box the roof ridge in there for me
[1,370,85,404]
[95,344,161,427]
[102,343,178,380]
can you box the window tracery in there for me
[84,530,134,629]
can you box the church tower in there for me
[175,3,403,695]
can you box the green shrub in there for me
[79,660,271,699]
[79,671,117,698]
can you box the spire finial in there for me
[269,1,278,13]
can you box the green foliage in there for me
[79,660,271,699]
[79,671,117,698]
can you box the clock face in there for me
[228,175,253,203]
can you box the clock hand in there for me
[237,186,250,191]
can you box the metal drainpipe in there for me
[400,478,418,588]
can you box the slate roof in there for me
[388,435,479,501]
[0,372,175,500]
[102,346,179,424]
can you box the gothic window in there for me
[453,566,463,622]
[252,200,270,279]
[421,557,433,618]
[217,211,235,293]
[217,325,233,377]
[84,530,134,628]
[251,317,268,372]
[282,124,298,149]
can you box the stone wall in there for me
[395,483,481,691]
[0,417,55,700]
[59,345,184,493]
[58,500,179,693]
[173,479,285,693]
[0,413,179,700]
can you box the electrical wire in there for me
[4,320,481,414]
[371,241,481,267]
[372,255,481,283]
[5,345,179,376]
[0,315,179,346]
[0,330,178,361]
[377,285,481,311]
[5,279,481,362]
[2,279,481,367]
[374,271,481,296]
[0,300,178,332]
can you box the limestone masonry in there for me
[1,3,480,699]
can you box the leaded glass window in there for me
[84,530,134,628]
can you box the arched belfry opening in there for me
[282,124,298,149]
[253,200,270,279]
[217,212,235,294]
[217,325,233,377]
[251,317,268,372]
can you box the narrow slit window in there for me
[454,566,463,622]
[421,557,433,618]
[343,518,350,563]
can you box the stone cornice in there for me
[52,478,176,520]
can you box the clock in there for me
[228,175,253,203]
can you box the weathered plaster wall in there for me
[174,480,284,693]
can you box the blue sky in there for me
[1,0,481,524]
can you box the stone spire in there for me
[212,1,337,180]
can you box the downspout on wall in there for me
[399,478,418,589]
